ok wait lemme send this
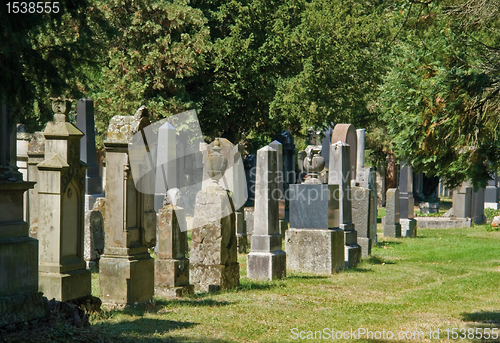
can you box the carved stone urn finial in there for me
[206,138,228,187]
[50,96,74,122]
[302,145,325,185]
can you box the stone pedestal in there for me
[190,187,239,292]
[453,184,473,218]
[352,186,372,257]
[99,107,155,307]
[384,188,401,238]
[400,218,417,238]
[285,228,344,274]
[37,100,91,301]
[155,196,193,298]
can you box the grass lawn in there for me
[81,225,500,342]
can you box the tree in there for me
[378,0,500,189]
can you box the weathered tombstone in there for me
[471,187,486,224]
[83,197,105,268]
[27,132,45,239]
[200,138,248,252]
[453,182,473,218]
[329,142,361,268]
[399,163,417,237]
[243,154,256,205]
[384,188,401,238]
[190,138,239,292]
[76,98,103,210]
[247,146,286,280]
[321,126,333,172]
[155,189,194,297]
[351,186,372,257]
[331,124,357,181]
[286,145,344,274]
[0,103,48,327]
[99,106,155,307]
[16,124,32,222]
[485,172,499,210]
[37,96,91,301]
[154,122,177,211]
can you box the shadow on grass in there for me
[376,241,402,247]
[94,318,234,342]
[287,275,329,280]
[154,298,234,309]
[461,310,500,324]
[237,279,283,291]
[365,256,396,265]
[345,267,374,273]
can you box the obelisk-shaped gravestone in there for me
[329,141,361,268]
[399,163,417,237]
[37,96,91,301]
[0,102,48,327]
[247,146,286,280]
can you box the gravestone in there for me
[355,129,365,180]
[399,163,417,237]
[190,139,239,292]
[471,187,486,224]
[384,188,401,237]
[321,126,333,172]
[286,145,344,274]
[351,186,372,257]
[76,98,103,211]
[200,139,248,252]
[99,106,155,307]
[453,182,473,218]
[247,146,286,280]
[274,131,296,193]
[243,154,256,205]
[297,150,307,183]
[27,132,45,239]
[331,124,357,181]
[37,96,91,301]
[83,197,105,268]
[0,103,48,327]
[155,189,194,297]
[154,122,177,211]
[329,141,361,268]
[485,172,499,210]
[269,140,288,234]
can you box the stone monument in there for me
[247,145,286,280]
[329,141,361,268]
[384,188,401,238]
[99,106,155,307]
[399,163,417,237]
[27,132,45,239]
[37,96,91,301]
[485,172,499,210]
[154,121,177,211]
[0,102,48,327]
[331,124,357,181]
[190,138,239,292]
[155,189,194,297]
[286,145,344,274]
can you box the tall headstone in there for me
[190,139,239,292]
[453,182,473,218]
[27,132,45,239]
[355,129,365,179]
[269,140,287,234]
[247,146,286,280]
[276,131,296,193]
[243,154,256,205]
[286,146,344,274]
[351,186,372,257]
[0,103,48,327]
[485,172,499,210]
[155,189,194,297]
[99,106,155,307]
[321,126,333,172]
[471,187,486,224]
[37,96,91,301]
[399,163,417,237]
[154,122,177,211]
[330,124,357,181]
[384,188,401,237]
[76,98,103,209]
[329,142,361,268]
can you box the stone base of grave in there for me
[154,258,193,298]
[285,228,344,274]
[190,263,240,292]
[384,222,401,238]
[247,251,286,281]
[400,219,417,237]
[358,237,371,258]
[344,229,357,245]
[99,253,154,306]
[485,202,500,210]
[39,267,91,302]
[0,291,48,328]
[345,244,361,268]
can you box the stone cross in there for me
[37,96,91,301]
[247,146,286,280]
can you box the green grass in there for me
[82,226,500,342]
